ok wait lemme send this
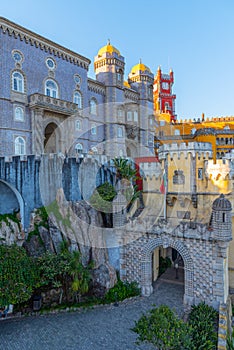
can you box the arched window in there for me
[117,126,123,138]
[73,91,82,108]
[117,109,123,117]
[133,111,138,122]
[45,79,58,98]
[91,123,97,135]
[14,106,24,121]
[76,120,82,130]
[127,111,132,121]
[12,71,24,92]
[90,98,97,115]
[15,136,26,155]
[75,143,83,153]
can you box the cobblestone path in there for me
[0,277,184,350]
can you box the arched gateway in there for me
[140,237,193,305]
[119,194,232,310]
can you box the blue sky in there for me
[1,0,234,120]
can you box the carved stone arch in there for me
[44,120,61,154]
[0,179,25,228]
[141,236,194,306]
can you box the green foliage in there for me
[133,303,218,350]
[227,329,234,350]
[113,157,137,181]
[105,279,140,302]
[0,244,38,305]
[188,302,218,349]
[26,206,49,245]
[0,211,21,231]
[159,256,172,276]
[90,182,117,213]
[36,243,92,303]
[133,305,193,350]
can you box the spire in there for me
[107,38,111,45]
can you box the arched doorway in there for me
[44,122,59,153]
[0,180,25,228]
[141,237,194,306]
[152,246,184,284]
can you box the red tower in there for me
[153,66,176,122]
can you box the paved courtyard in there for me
[0,271,184,350]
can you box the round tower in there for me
[211,194,232,241]
[94,40,125,87]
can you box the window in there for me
[90,99,97,115]
[15,136,26,155]
[75,143,83,153]
[117,109,123,117]
[45,80,58,98]
[165,102,170,111]
[12,50,23,63]
[223,213,226,222]
[133,111,138,122]
[14,106,24,121]
[174,129,180,136]
[117,73,122,81]
[198,168,203,180]
[75,120,82,130]
[91,123,97,135]
[74,74,81,85]
[159,120,165,126]
[117,126,123,138]
[191,127,196,135]
[119,149,123,157]
[73,91,82,108]
[127,111,132,121]
[12,71,24,92]
[46,58,56,70]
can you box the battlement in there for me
[158,142,213,160]
[177,116,234,124]
[0,153,112,166]
[139,161,162,179]
[205,158,233,180]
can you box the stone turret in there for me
[211,194,232,242]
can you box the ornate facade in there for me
[0,17,164,159]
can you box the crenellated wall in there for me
[0,154,115,228]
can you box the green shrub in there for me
[188,302,218,350]
[133,302,218,350]
[227,329,234,350]
[159,256,172,276]
[105,279,140,302]
[0,244,38,305]
[133,304,194,350]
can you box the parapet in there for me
[158,142,213,160]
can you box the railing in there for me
[29,93,78,115]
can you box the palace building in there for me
[0,16,160,159]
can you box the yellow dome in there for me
[98,41,120,57]
[124,80,131,88]
[130,62,151,75]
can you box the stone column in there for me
[31,108,44,155]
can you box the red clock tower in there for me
[153,66,176,122]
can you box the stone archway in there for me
[44,122,60,153]
[141,236,194,306]
[0,180,25,228]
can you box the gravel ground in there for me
[0,279,184,350]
